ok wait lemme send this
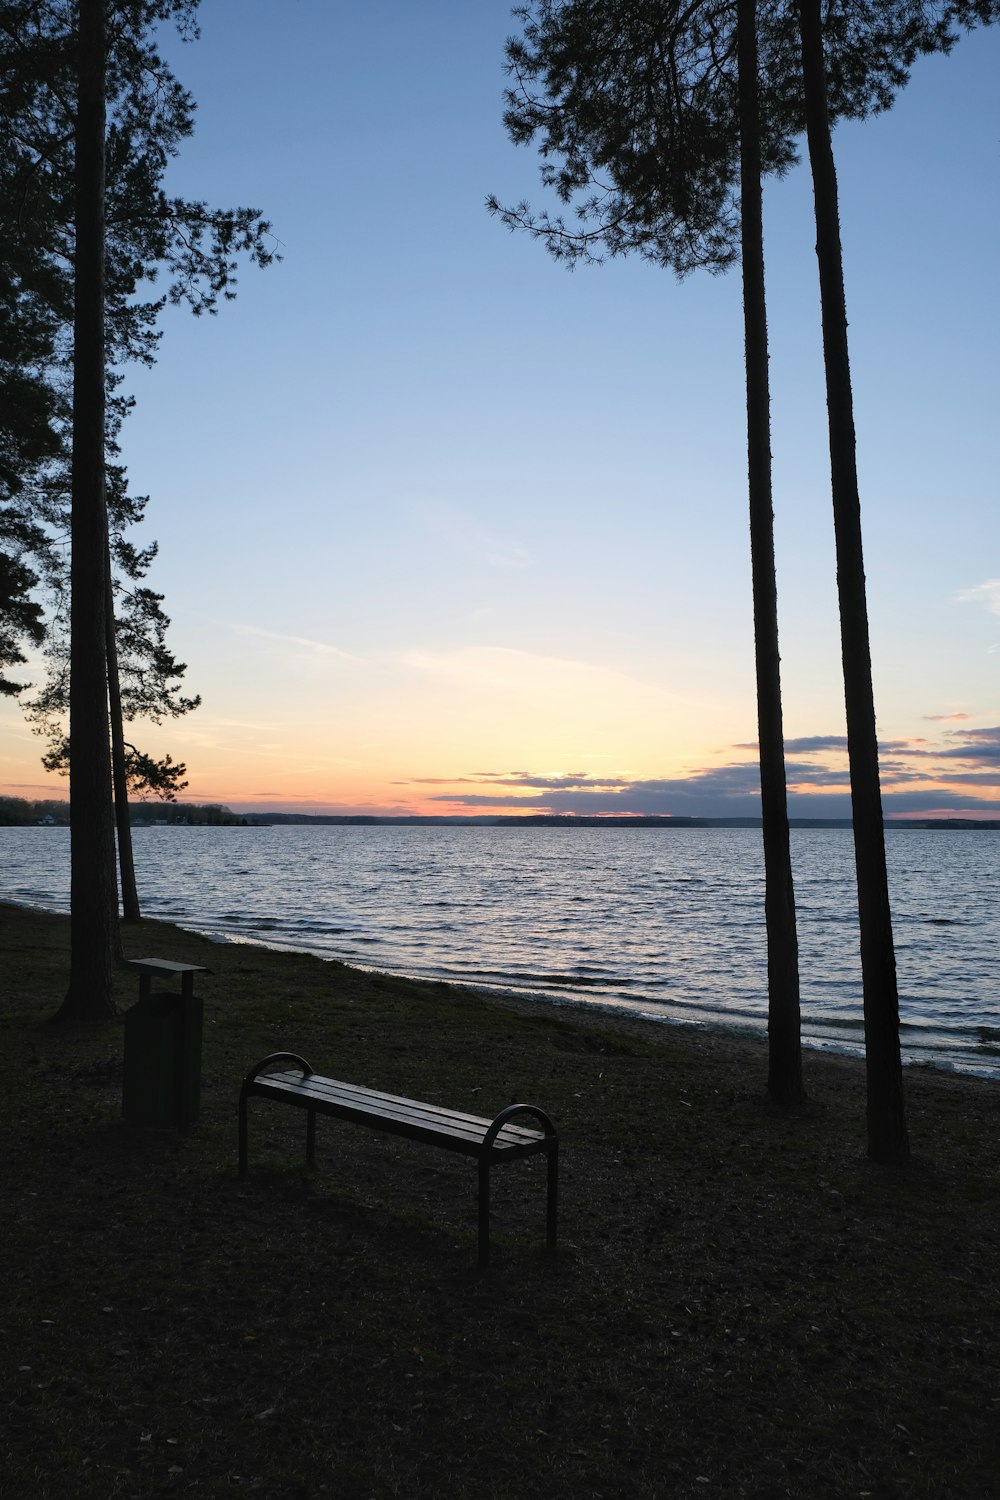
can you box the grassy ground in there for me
[2,900,999,1499]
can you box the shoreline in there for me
[3,819,997,1082]
[179,916,1000,1086]
[6,892,1000,1083]
[4,895,997,1142]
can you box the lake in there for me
[2,823,997,1077]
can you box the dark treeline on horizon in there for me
[2,797,995,831]
[0,796,246,826]
[234,813,1000,831]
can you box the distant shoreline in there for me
[5,810,1000,830]
[5,793,998,831]
[137,813,1000,829]
[230,814,1000,830]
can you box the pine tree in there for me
[738,0,803,1103]
[490,0,806,1102]
[63,0,117,1017]
[0,0,276,1015]
[491,0,994,1152]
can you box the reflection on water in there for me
[2,823,998,1077]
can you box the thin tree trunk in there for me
[106,546,140,922]
[57,0,119,1021]
[796,0,909,1163]
[738,0,803,1105]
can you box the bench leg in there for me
[306,1105,316,1166]
[478,1158,491,1270]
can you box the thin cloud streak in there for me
[225,622,359,660]
[957,580,1000,617]
[409,499,533,571]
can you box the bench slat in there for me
[248,1071,547,1157]
[256,1070,544,1138]
[260,1071,542,1136]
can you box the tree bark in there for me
[57,0,119,1021]
[796,0,909,1163]
[106,546,140,922]
[738,0,804,1106]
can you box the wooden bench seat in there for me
[238,1053,559,1268]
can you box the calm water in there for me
[2,824,998,1077]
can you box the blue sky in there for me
[1,0,997,817]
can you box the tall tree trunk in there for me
[106,546,140,922]
[738,0,803,1106]
[796,0,909,1163]
[57,0,119,1021]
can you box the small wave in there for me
[465,970,616,989]
[539,973,615,988]
[4,821,998,1079]
[806,1014,867,1033]
[289,924,354,936]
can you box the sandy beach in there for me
[3,900,998,1497]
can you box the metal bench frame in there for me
[238,1052,559,1269]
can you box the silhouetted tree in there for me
[29,466,201,924]
[794,0,907,1157]
[0,0,275,1012]
[492,0,994,1152]
[0,32,66,699]
[62,0,117,1017]
[769,0,991,1160]
[0,551,45,696]
[490,0,806,1102]
[737,0,803,1102]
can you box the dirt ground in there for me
[3,901,999,1498]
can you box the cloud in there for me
[410,500,532,570]
[398,646,693,734]
[740,735,919,758]
[957,580,1000,616]
[414,719,1000,819]
[422,762,768,816]
[935,726,1000,764]
[411,770,629,791]
[784,761,851,787]
[924,712,971,723]
[778,735,849,754]
[401,645,631,696]
[878,787,1000,814]
[226,623,358,660]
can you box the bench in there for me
[238,1053,559,1269]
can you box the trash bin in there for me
[122,959,206,1130]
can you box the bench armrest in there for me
[241,1052,314,1091]
[482,1102,558,1153]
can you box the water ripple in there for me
[1,823,997,1077]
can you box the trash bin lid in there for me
[124,958,207,977]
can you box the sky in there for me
[1,1,998,819]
